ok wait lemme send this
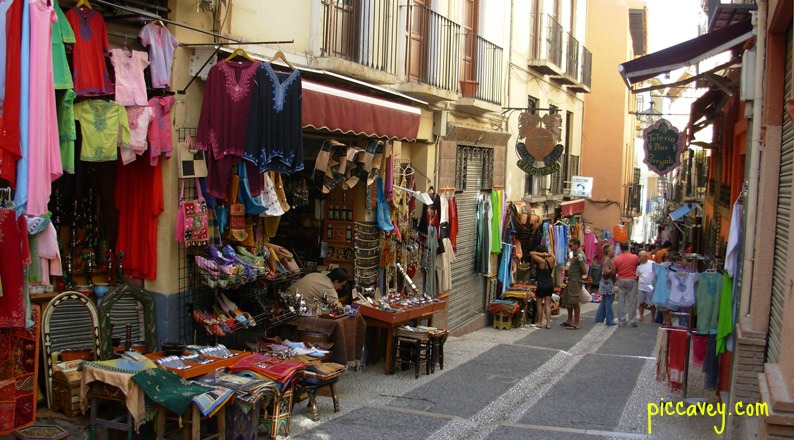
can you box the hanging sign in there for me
[570,176,593,198]
[643,118,685,176]
[515,112,564,176]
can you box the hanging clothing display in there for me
[51,1,75,90]
[437,237,455,293]
[695,271,722,335]
[109,49,149,106]
[666,329,687,391]
[668,271,698,308]
[115,159,164,280]
[74,100,131,162]
[26,0,61,216]
[449,195,458,251]
[120,105,154,165]
[66,6,113,96]
[0,208,28,328]
[138,22,178,89]
[196,59,262,197]
[12,0,29,213]
[490,189,502,253]
[651,263,673,308]
[716,272,734,355]
[475,194,491,274]
[147,95,176,166]
[0,0,22,186]
[0,0,12,99]
[583,228,597,264]
[56,89,77,173]
[245,62,304,174]
[724,199,743,277]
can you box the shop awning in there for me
[669,203,699,221]
[618,19,753,87]
[302,80,422,141]
[561,199,585,217]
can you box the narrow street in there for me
[289,303,724,440]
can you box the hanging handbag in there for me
[177,136,208,178]
[228,174,248,242]
[238,163,267,216]
[376,177,394,232]
[178,179,209,247]
[292,176,309,207]
[273,172,291,213]
[579,286,592,304]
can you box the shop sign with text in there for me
[643,118,684,176]
[570,176,593,198]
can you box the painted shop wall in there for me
[582,0,644,231]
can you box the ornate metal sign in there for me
[643,118,685,176]
[515,112,563,176]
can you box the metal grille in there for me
[455,146,494,191]
[106,295,145,345]
[767,24,793,363]
[49,300,98,353]
[448,146,487,330]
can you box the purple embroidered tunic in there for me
[196,60,262,198]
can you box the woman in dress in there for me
[530,245,555,329]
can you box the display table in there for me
[79,359,157,433]
[356,300,446,374]
[288,314,366,368]
[144,350,252,380]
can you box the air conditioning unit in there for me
[433,111,448,137]
[740,49,756,101]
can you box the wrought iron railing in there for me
[581,47,593,88]
[529,13,563,69]
[623,183,643,218]
[470,34,503,105]
[406,3,460,92]
[566,33,579,79]
[321,0,400,75]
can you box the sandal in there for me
[566,325,580,330]
[366,140,384,186]
[195,256,222,277]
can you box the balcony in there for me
[568,47,592,93]
[319,0,400,84]
[552,32,579,86]
[528,13,563,76]
[456,32,504,114]
[623,183,643,218]
[396,3,460,102]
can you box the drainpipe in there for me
[739,2,767,319]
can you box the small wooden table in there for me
[356,300,446,374]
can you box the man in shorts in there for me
[636,250,656,322]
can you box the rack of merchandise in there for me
[322,187,357,272]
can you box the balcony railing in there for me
[528,13,564,75]
[462,33,503,105]
[406,3,460,92]
[569,46,592,93]
[321,0,400,75]
[623,183,643,218]
[565,34,579,79]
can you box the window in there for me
[527,95,539,114]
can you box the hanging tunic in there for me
[115,159,163,280]
[120,106,154,165]
[138,22,178,89]
[490,189,502,253]
[27,0,61,216]
[51,1,74,89]
[0,208,28,328]
[73,100,130,162]
[196,60,262,198]
[0,0,22,187]
[56,89,77,173]
[245,62,304,174]
[695,272,723,335]
[66,7,113,96]
[12,0,30,213]
[109,49,149,106]
[0,0,13,100]
[147,95,175,166]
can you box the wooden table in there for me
[356,300,446,374]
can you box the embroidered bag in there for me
[179,179,209,247]
[228,175,248,242]
[177,136,208,178]
[273,172,291,213]
[238,163,267,216]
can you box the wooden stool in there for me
[493,312,511,330]
[154,402,227,440]
[390,329,431,378]
[261,390,293,439]
[428,329,449,373]
[297,378,341,421]
[88,382,134,440]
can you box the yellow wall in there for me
[582,0,645,231]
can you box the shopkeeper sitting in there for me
[286,268,349,306]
